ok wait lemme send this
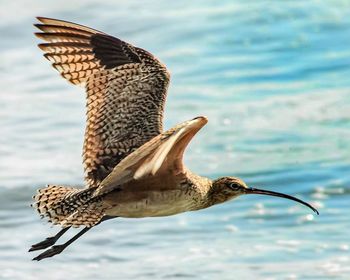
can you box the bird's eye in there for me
[229,183,241,190]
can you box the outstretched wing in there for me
[35,17,170,187]
[94,116,208,196]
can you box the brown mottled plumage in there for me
[30,17,318,261]
[35,17,170,186]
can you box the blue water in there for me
[0,0,349,279]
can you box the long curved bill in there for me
[245,187,319,215]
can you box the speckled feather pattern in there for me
[32,18,213,228]
[35,17,170,187]
[84,66,169,186]
[33,185,106,227]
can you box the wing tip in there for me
[34,16,103,35]
[33,23,42,29]
[37,43,48,51]
[34,32,45,40]
[191,116,208,126]
[34,18,46,31]
[36,16,50,23]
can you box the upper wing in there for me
[35,17,170,186]
[94,116,208,196]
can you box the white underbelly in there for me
[105,190,197,218]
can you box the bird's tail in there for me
[32,185,106,228]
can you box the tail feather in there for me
[32,185,106,227]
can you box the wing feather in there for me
[35,17,170,186]
[94,117,208,196]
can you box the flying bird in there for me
[29,17,319,261]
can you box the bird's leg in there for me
[29,227,71,252]
[32,227,91,261]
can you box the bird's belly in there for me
[105,190,196,218]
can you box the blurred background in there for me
[0,0,349,279]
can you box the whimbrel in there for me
[29,17,319,261]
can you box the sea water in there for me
[0,0,349,279]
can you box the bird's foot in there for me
[29,237,58,252]
[32,245,65,261]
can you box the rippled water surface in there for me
[1,0,350,279]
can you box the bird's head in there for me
[208,176,319,214]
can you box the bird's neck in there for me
[184,175,224,210]
[201,181,223,208]
[180,170,213,208]
[199,179,236,209]
[181,171,231,210]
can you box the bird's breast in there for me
[104,189,201,218]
